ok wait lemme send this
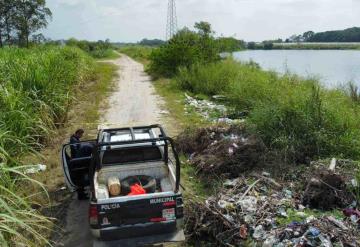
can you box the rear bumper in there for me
[93,229,185,247]
[92,220,182,241]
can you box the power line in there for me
[166,0,177,40]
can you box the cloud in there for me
[44,0,360,42]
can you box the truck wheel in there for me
[121,175,156,194]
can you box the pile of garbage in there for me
[184,93,244,124]
[185,173,360,246]
[176,125,265,177]
[178,126,360,246]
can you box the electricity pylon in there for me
[166,0,178,40]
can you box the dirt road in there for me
[62,54,167,247]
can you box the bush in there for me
[148,22,220,78]
[174,58,360,162]
[176,59,240,95]
[217,37,245,52]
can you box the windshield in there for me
[101,146,163,165]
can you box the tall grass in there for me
[175,58,360,162]
[0,46,95,245]
[0,46,94,158]
[0,163,52,246]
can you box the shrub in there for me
[148,22,220,78]
[175,58,240,95]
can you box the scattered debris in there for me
[185,174,360,246]
[184,93,244,124]
[177,125,265,178]
[178,124,360,246]
[25,164,47,174]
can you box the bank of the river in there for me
[121,46,360,246]
[272,42,360,50]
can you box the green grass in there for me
[0,46,96,246]
[153,78,207,132]
[117,46,152,64]
[174,58,360,163]
[181,159,219,200]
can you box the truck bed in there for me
[94,161,176,200]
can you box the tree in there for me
[148,22,220,77]
[0,0,52,47]
[217,37,245,52]
[0,0,17,46]
[263,41,273,50]
[302,31,315,41]
[14,0,52,47]
[194,21,212,37]
[194,22,218,63]
[247,42,256,49]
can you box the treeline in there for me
[0,0,52,47]
[139,38,165,46]
[286,27,360,43]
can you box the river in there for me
[233,50,360,88]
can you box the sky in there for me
[43,0,360,42]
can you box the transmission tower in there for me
[166,0,178,40]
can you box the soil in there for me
[303,169,353,210]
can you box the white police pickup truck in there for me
[61,125,185,246]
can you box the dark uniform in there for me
[69,134,89,200]
[70,134,81,158]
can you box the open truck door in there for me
[61,141,95,192]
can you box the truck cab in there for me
[61,125,185,245]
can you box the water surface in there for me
[233,50,360,88]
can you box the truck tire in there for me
[121,175,156,194]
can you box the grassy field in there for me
[0,46,117,246]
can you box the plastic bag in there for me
[128,183,146,196]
